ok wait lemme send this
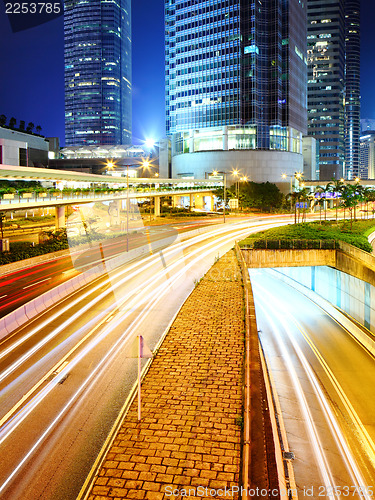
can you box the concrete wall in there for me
[242,242,375,288]
[172,150,303,191]
[336,241,375,288]
[242,249,336,268]
[271,265,375,336]
[0,127,49,166]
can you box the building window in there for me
[19,148,27,166]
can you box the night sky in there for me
[0,1,373,147]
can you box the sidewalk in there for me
[87,250,245,499]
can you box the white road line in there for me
[23,278,50,289]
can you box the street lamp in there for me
[141,160,157,222]
[282,172,303,211]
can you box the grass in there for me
[239,219,375,253]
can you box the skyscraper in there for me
[165,0,307,184]
[64,0,132,147]
[307,0,360,180]
[344,0,360,179]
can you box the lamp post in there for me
[126,164,130,251]
[282,172,303,212]
[141,160,157,222]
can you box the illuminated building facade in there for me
[307,0,360,180]
[344,0,360,179]
[165,0,307,184]
[64,0,132,147]
[360,132,375,180]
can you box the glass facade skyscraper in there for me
[165,0,307,162]
[344,0,360,179]
[307,0,360,180]
[64,0,132,147]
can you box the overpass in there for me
[0,164,221,226]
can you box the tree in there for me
[340,184,359,229]
[327,178,344,223]
[26,122,35,133]
[9,117,17,129]
[19,120,25,131]
[0,115,6,127]
[238,181,283,212]
[367,189,375,218]
[36,125,42,135]
[286,190,303,224]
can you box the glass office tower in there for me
[344,0,360,179]
[307,0,360,180]
[165,0,307,161]
[64,0,132,147]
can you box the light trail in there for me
[260,270,375,469]
[0,223,254,431]
[0,219,286,374]
[254,277,373,499]
[256,300,339,498]
[0,223,256,494]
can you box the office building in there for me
[165,0,308,186]
[344,0,360,179]
[360,132,375,180]
[307,0,360,180]
[64,0,132,147]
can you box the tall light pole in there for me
[126,164,129,251]
[141,160,157,222]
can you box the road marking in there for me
[23,278,51,289]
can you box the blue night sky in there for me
[0,1,373,147]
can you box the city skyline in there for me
[0,0,373,150]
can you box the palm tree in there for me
[313,186,325,223]
[286,191,301,224]
[361,186,373,219]
[367,189,375,218]
[298,187,311,223]
[353,184,364,221]
[327,178,344,223]
[341,184,357,229]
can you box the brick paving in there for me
[88,250,245,500]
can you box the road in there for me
[0,216,289,499]
[250,269,375,499]
[0,218,225,318]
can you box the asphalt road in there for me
[0,217,289,499]
[0,218,225,318]
[250,269,375,499]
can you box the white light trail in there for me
[254,277,373,499]
[0,223,255,493]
